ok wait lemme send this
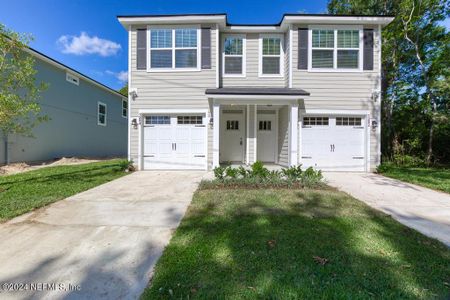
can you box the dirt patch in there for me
[0,157,106,176]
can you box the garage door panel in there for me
[301,116,366,171]
[143,114,206,170]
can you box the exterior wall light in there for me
[129,88,138,100]
[371,120,378,128]
[131,118,139,129]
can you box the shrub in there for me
[211,161,324,189]
[225,166,239,179]
[213,166,226,180]
[281,165,303,181]
[301,167,323,188]
[250,161,269,178]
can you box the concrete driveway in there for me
[0,171,205,300]
[324,172,450,247]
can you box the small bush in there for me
[210,161,324,189]
[213,166,226,180]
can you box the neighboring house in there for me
[118,13,394,172]
[0,48,128,165]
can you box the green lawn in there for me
[0,159,129,221]
[378,165,450,194]
[143,187,450,299]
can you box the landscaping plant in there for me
[208,161,324,188]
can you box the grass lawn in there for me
[378,165,450,194]
[143,187,450,299]
[0,159,129,221]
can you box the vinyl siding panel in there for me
[291,25,381,169]
[129,25,217,164]
[278,106,289,166]
[0,59,127,164]
[221,33,286,87]
[247,105,257,164]
[284,31,290,87]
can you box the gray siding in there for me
[220,33,286,87]
[129,25,217,164]
[247,105,257,164]
[284,31,290,87]
[278,106,289,166]
[0,59,127,164]
[291,25,381,170]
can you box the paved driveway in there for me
[0,171,205,300]
[324,172,450,247]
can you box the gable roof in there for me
[24,47,127,99]
[117,13,394,28]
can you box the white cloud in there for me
[106,70,128,83]
[57,32,121,57]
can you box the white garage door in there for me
[143,115,206,170]
[301,116,366,171]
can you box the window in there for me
[303,117,329,126]
[260,35,283,76]
[149,28,199,70]
[98,102,107,126]
[145,115,170,125]
[311,28,361,70]
[223,36,245,76]
[226,120,239,130]
[336,117,362,126]
[66,73,79,85]
[177,116,202,125]
[122,100,127,118]
[259,121,272,131]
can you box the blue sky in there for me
[1,1,448,91]
[0,0,327,89]
[0,0,329,90]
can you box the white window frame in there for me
[258,33,284,77]
[308,25,363,72]
[66,73,79,85]
[222,34,246,78]
[147,25,201,72]
[97,101,107,126]
[122,99,128,118]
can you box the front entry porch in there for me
[207,88,309,169]
[216,104,297,167]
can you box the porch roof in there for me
[205,87,310,96]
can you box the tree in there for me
[118,83,128,97]
[0,24,48,164]
[328,0,450,164]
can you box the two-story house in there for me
[118,13,393,171]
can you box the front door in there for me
[257,110,277,163]
[220,110,245,163]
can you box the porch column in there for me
[212,103,220,168]
[289,104,299,166]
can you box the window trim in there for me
[258,33,284,77]
[97,101,107,126]
[222,34,246,78]
[308,25,363,73]
[122,99,128,118]
[147,25,201,73]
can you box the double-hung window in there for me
[223,35,245,76]
[260,35,283,76]
[310,27,362,71]
[149,27,199,70]
[98,102,107,126]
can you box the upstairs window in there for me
[149,28,199,70]
[223,35,245,76]
[260,35,283,76]
[311,28,361,70]
[122,99,127,118]
[98,102,107,126]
